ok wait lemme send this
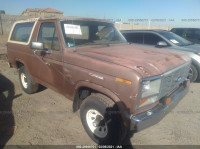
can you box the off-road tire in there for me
[80,93,126,145]
[19,66,39,94]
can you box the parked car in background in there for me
[121,30,200,82]
[171,28,200,44]
[7,17,191,145]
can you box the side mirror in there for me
[156,41,168,48]
[30,42,44,50]
[31,42,52,56]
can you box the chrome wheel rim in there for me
[21,73,28,88]
[86,109,108,138]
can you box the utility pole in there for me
[0,14,3,35]
[0,10,5,35]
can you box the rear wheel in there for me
[188,64,198,82]
[80,94,126,145]
[19,66,39,94]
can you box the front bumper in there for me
[130,80,190,132]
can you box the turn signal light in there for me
[186,80,190,87]
[139,99,148,106]
[116,77,132,85]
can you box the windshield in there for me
[60,20,127,48]
[159,31,193,46]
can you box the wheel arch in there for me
[15,60,24,68]
[73,81,122,113]
[15,58,28,69]
[15,59,33,77]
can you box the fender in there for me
[74,80,120,103]
[74,81,131,128]
[191,59,200,80]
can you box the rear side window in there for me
[123,33,143,44]
[194,30,200,37]
[10,22,34,42]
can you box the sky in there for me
[1,0,200,27]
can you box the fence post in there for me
[0,14,3,35]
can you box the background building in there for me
[21,8,63,17]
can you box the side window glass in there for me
[173,29,184,36]
[123,33,143,44]
[194,30,200,38]
[38,22,60,51]
[144,33,164,45]
[185,30,194,39]
[10,22,34,42]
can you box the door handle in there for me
[33,50,51,66]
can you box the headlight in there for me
[139,79,161,108]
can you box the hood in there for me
[179,44,200,53]
[77,44,190,77]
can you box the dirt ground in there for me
[0,36,200,146]
[0,35,7,55]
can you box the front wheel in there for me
[19,66,39,94]
[80,94,126,145]
[188,64,198,82]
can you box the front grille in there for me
[159,62,190,99]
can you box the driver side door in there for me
[36,21,65,94]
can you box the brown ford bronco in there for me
[7,17,191,144]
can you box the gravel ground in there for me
[0,38,200,147]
